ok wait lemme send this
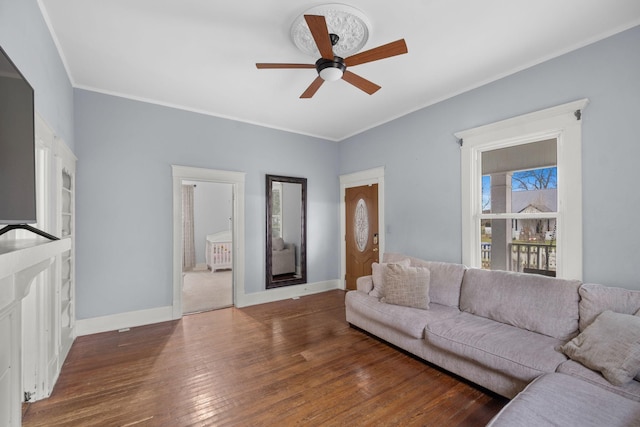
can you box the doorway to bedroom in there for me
[181,180,233,314]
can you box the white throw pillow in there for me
[561,310,640,386]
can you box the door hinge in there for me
[24,391,33,402]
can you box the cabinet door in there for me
[57,154,76,366]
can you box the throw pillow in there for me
[560,310,640,386]
[370,258,410,298]
[379,264,431,309]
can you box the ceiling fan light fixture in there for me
[316,57,346,81]
[319,67,343,81]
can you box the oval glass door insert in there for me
[354,198,369,252]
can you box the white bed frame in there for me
[206,230,232,272]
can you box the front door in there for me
[345,184,379,290]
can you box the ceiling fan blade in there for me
[304,15,335,60]
[342,71,381,95]
[344,39,408,67]
[300,76,325,98]
[256,63,315,69]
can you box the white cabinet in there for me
[18,116,77,405]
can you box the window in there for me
[271,182,282,238]
[457,99,588,280]
[481,141,558,275]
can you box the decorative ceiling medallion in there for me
[291,4,371,58]
[354,198,369,252]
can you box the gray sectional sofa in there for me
[345,253,640,426]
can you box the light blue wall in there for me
[0,0,74,149]
[74,90,340,319]
[339,25,640,290]
[5,0,639,318]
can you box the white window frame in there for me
[456,99,588,280]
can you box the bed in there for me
[206,230,232,272]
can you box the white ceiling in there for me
[38,1,640,141]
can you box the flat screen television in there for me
[0,45,57,240]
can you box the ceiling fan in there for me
[256,14,408,98]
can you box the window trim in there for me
[456,99,588,280]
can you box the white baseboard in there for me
[75,305,173,336]
[235,279,341,308]
[75,279,341,336]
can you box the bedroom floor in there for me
[182,266,232,314]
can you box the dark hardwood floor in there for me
[22,290,506,426]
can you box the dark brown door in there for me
[345,184,379,290]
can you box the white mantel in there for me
[0,237,71,427]
[0,238,71,282]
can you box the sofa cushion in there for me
[345,291,459,339]
[560,310,640,386]
[380,264,431,309]
[486,373,640,427]
[425,312,567,381]
[459,268,581,340]
[578,283,640,332]
[370,258,410,298]
[383,253,466,307]
[558,360,640,402]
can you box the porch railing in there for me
[480,242,556,276]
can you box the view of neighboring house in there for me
[511,188,557,242]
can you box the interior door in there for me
[345,184,379,290]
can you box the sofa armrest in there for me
[356,275,373,293]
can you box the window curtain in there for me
[182,185,196,271]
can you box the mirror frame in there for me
[266,174,307,289]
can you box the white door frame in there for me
[339,167,385,290]
[171,165,245,319]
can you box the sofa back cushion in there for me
[383,253,465,307]
[579,283,640,332]
[460,268,581,340]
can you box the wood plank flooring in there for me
[22,290,506,426]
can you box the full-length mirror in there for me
[266,174,307,288]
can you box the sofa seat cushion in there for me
[345,291,460,339]
[487,373,640,427]
[460,268,581,340]
[558,360,640,402]
[425,312,567,380]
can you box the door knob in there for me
[373,248,378,252]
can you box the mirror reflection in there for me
[265,175,307,289]
[266,174,307,288]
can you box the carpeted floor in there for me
[182,267,233,314]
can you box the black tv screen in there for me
[0,45,36,225]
